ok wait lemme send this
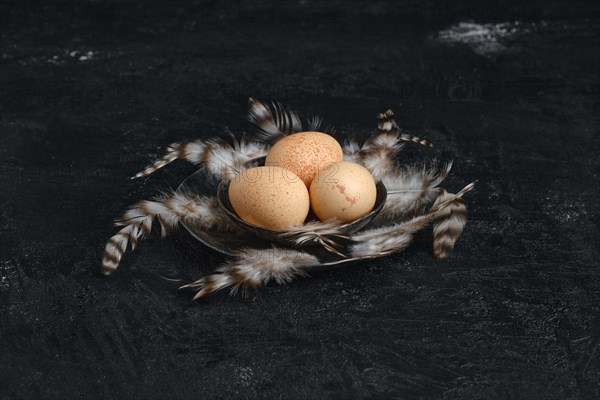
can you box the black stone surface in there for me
[1,1,599,399]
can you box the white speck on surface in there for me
[237,366,254,387]
[542,192,587,225]
[437,21,512,55]
[437,19,600,55]
[79,51,95,61]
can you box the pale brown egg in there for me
[228,166,310,229]
[310,161,377,223]
[265,131,343,187]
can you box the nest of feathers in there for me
[100,99,475,300]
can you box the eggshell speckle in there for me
[228,166,310,229]
[265,131,343,187]
[310,161,377,223]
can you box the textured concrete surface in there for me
[1,1,599,399]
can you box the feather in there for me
[307,115,323,131]
[376,109,432,147]
[307,115,336,136]
[131,137,267,180]
[130,141,185,179]
[101,192,235,276]
[276,219,352,257]
[342,139,362,163]
[350,214,431,258]
[247,98,302,143]
[101,225,142,276]
[350,182,474,258]
[432,189,468,259]
[343,125,431,181]
[342,133,402,180]
[180,246,318,299]
[377,109,396,132]
[375,161,452,222]
[141,182,472,298]
[359,145,400,181]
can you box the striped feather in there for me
[350,214,431,258]
[432,189,468,259]
[180,247,318,299]
[179,182,474,299]
[131,137,267,180]
[375,162,452,222]
[307,115,323,131]
[342,133,402,180]
[101,192,235,276]
[377,109,397,132]
[276,219,352,258]
[377,109,432,148]
[352,182,474,258]
[343,128,431,181]
[247,98,302,143]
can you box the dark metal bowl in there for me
[216,163,387,247]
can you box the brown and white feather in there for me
[105,101,476,300]
[247,98,302,143]
[375,162,452,221]
[351,182,474,259]
[350,214,431,258]
[132,137,268,181]
[277,219,351,257]
[101,192,235,276]
[432,189,468,259]
[377,109,432,147]
[181,247,318,299]
[343,128,431,181]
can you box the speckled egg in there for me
[228,166,310,229]
[310,161,377,223]
[265,131,344,187]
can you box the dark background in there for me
[1,1,599,399]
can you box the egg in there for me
[265,131,343,187]
[228,166,310,229]
[310,161,377,223]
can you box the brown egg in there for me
[228,166,310,229]
[310,161,377,223]
[265,131,343,187]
